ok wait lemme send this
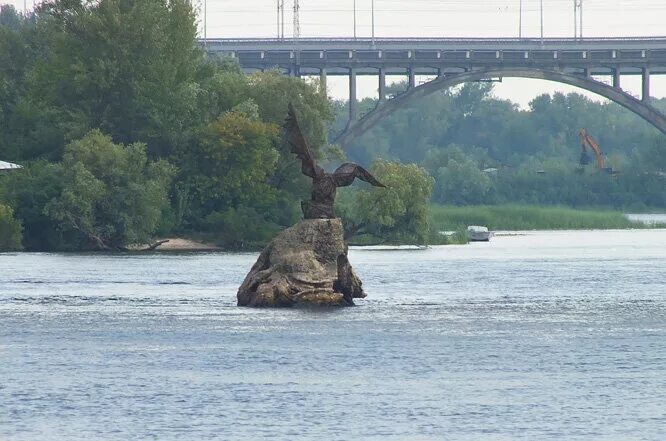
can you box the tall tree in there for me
[178,109,280,220]
[30,0,204,157]
[342,160,434,244]
[45,130,175,250]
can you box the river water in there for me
[1,230,665,440]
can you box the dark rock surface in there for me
[237,219,366,307]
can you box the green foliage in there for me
[177,110,286,247]
[336,82,666,211]
[202,206,282,250]
[31,0,203,157]
[0,203,22,251]
[245,71,334,200]
[171,69,333,247]
[432,145,493,205]
[4,1,666,251]
[0,5,58,161]
[342,160,434,244]
[45,130,175,250]
[1,161,65,250]
[429,204,639,231]
[428,228,469,246]
[179,111,279,210]
[0,3,334,251]
[247,72,333,148]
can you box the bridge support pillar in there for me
[349,68,358,122]
[319,68,327,95]
[642,67,651,103]
[612,69,621,89]
[378,68,386,101]
[408,67,416,89]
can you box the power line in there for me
[203,0,666,39]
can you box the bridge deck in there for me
[202,37,666,76]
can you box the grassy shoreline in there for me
[429,204,663,232]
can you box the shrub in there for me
[0,204,22,251]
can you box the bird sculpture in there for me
[285,103,386,219]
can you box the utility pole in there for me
[519,0,523,39]
[540,0,544,45]
[277,0,281,39]
[293,0,300,40]
[371,0,375,47]
[281,0,285,39]
[578,0,583,40]
[353,0,357,39]
[574,0,578,39]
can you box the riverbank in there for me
[123,238,221,252]
[3,206,663,253]
[429,204,664,232]
[151,238,221,251]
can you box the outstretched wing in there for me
[285,103,320,178]
[332,163,387,188]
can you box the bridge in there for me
[203,37,666,146]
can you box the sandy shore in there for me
[148,238,220,251]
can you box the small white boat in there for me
[467,226,492,242]
[0,160,22,170]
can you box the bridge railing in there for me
[202,36,666,44]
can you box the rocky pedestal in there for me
[237,219,366,307]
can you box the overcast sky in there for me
[5,0,666,105]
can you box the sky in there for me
[5,0,666,106]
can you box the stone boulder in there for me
[237,218,366,307]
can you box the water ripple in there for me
[1,230,666,440]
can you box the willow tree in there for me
[342,160,434,245]
[46,130,174,250]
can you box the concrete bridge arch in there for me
[334,68,666,147]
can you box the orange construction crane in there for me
[578,128,606,170]
[578,129,619,176]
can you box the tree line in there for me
[0,1,431,251]
[333,81,666,211]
